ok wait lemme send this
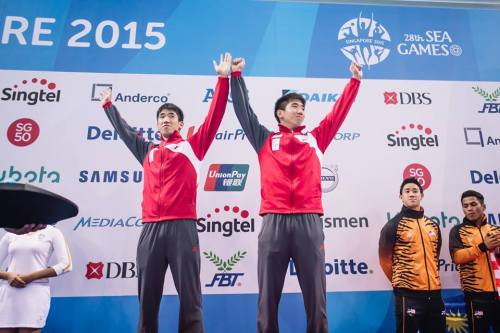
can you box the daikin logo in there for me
[197,205,256,237]
[1,77,61,105]
[204,250,247,287]
[387,123,439,150]
[473,86,500,114]
[338,12,391,67]
[281,89,339,103]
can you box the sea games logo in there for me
[338,12,391,67]
[464,128,500,147]
[90,83,170,103]
[387,123,439,150]
[7,118,40,146]
[383,91,432,105]
[204,250,247,287]
[403,163,432,191]
[204,164,249,191]
[472,86,500,114]
[397,30,463,57]
[197,205,256,237]
[1,77,61,105]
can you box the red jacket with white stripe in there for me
[230,72,360,215]
[102,77,229,222]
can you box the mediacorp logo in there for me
[387,123,438,150]
[281,89,339,103]
[7,118,40,147]
[338,12,391,67]
[403,163,432,191]
[0,166,60,183]
[197,205,256,237]
[85,261,137,280]
[74,216,143,230]
[473,86,500,114]
[397,30,462,57]
[1,77,61,105]
[204,164,249,191]
[464,127,500,147]
[204,250,246,287]
[383,91,432,105]
[90,83,170,103]
[321,164,339,193]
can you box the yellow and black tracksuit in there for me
[449,215,500,333]
[379,205,445,333]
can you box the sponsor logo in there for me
[1,77,61,105]
[383,91,432,105]
[281,89,339,103]
[85,261,137,279]
[473,86,500,114]
[202,88,233,103]
[7,118,40,146]
[91,83,170,103]
[338,12,391,67]
[78,170,142,183]
[464,127,500,147]
[386,211,478,228]
[289,258,373,276]
[0,166,60,183]
[73,216,142,230]
[204,250,246,287]
[438,259,459,272]
[321,164,339,193]
[470,170,500,185]
[197,205,256,237]
[186,126,246,141]
[403,163,432,190]
[204,164,249,191]
[86,125,160,141]
[321,216,369,229]
[397,30,462,57]
[333,132,360,141]
[387,123,438,150]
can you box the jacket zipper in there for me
[478,226,496,292]
[416,218,431,291]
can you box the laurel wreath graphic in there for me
[203,251,247,272]
[472,86,500,102]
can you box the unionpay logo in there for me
[204,164,249,191]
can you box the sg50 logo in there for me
[7,118,40,147]
[403,163,432,190]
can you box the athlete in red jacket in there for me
[99,53,232,333]
[230,58,362,333]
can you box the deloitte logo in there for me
[321,164,339,193]
[1,77,61,105]
[387,123,439,150]
[338,12,391,67]
[197,205,256,237]
[289,258,372,276]
[204,250,246,287]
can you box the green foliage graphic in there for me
[203,250,247,272]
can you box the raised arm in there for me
[188,53,231,160]
[230,58,271,153]
[311,62,362,153]
[100,89,153,164]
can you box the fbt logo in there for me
[1,77,61,105]
[85,261,137,280]
[73,216,143,231]
[197,205,256,237]
[472,86,500,114]
[204,164,249,191]
[204,250,246,287]
[87,125,160,142]
[387,123,439,150]
[90,83,169,103]
[383,91,432,105]
[7,118,40,147]
[338,12,391,67]
[78,170,142,183]
[397,30,462,57]
[403,163,432,191]
[289,258,372,276]
[186,126,246,141]
[464,128,500,147]
[321,164,339,193]
[470,170,500,185]
[281,89,338,103]
[0,166,60,183]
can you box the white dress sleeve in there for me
[0,233,11,270]
[50,228,72,275]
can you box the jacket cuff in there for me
[102,101,112,109]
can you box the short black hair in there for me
[399,177,423,195]
[156,103,184,122]
[461,190,484,205]
[274,93,306,123]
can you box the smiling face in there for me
[277,99,305,130]
[400,183,423,210]
[157,109,183,139]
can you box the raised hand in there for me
[213,52,232,77]
[231,58,246,73]
[100,88,112,103]
[350,62,363,80]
